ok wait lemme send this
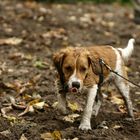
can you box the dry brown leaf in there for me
[113,124,122,129]
[41,131,62,140]
[1,106,13,118]
[52,101,58,108]
[117,105,126,113]
[101,21,115,28]
[0,130,11,137]
[0,37,23,45]
[9,52,24,59]
[33,101,45,110]
[63,113,80,123]
[8,52,32,61]
[28,99,40,106]
[25,1,38,9]
[69,16,77,21]
[4,115,17,123]
[72,138,79,140]
[5,80,25,95]
[29,74,41,85]
[42,28,67,40]
[79,13,92,24]
[22,94,32,101]
[41,132,53,140]
[111,96,124,105]
[52,131,62,140]
[19,134,28,140]
[18,105,34,117]
[97,121,108,129]
[135,92,140,95]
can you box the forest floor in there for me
[0,0,140,140]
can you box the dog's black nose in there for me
[72,81,80,89]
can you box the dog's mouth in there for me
[69,87,78,93]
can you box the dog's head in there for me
[53,47,100,93]
[53,47,91,93]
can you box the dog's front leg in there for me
[79,85,98,130]
[57,92,68,114]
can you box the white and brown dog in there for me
[53,38,135,130]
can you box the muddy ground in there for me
[0,0,140,140]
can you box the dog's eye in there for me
[65,66,73,72]
[80,66,87,72]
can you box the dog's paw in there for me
[79,123,91,130]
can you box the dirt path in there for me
[0,0,140,140]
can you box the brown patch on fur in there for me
[85,46,117,87]
[53,46,117,89]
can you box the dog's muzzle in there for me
[69,81,80,93]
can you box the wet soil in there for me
[0,0,140,140]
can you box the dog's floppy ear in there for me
[88,55,101,75]
[53,51,66,83]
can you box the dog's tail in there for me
[118,38,135,61]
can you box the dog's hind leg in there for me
[114,73,134,120]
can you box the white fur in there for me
[118,38,135,61]
[68,69,81,89]
[112,40,134,119]
[79,84,98,130]
[114,47,122,74]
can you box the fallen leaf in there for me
[1,106,13,118]
[5,116,17,124]
[68,102,82,112]
[72,138,79,140]
[0,37,23,45]
[9,96,26,110]
[28,99,40,106]
[41,132,53,140]
[29,74,41,85]
[42,28,67,40]
[113,124,122,129]
[63,113,80,123]
[52,101,58,108]
[117,105,126,113]
[8,52,32,61]
[0,130,11,137]
[69,16,77,21]
[101,21,115,28]
[18,105,34,117]
[22,94,32,101]
[97,121,108,129]
[9,52,24,59]
[107,92,124,105]
[41,131,62,140]
[135,92,140,95]
[19,134,28,140]
[79,13,92,24]
[33,61,48,69]
[32,93,42,99]
[110,96,124,105]
[52,131,62,140]
[33,101,45,110]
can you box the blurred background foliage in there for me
[35,0,131,4]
